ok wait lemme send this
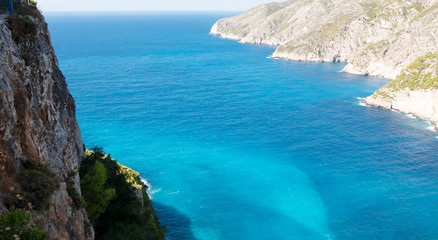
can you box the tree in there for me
[80,161,115,224]
[0,207,48,240]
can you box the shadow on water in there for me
[153,202,200,240]
[155,200,331,240]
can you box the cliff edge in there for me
[0,8,166,239]
[211,0,438,130]
[0,11,92,240]
[364,53,438,130]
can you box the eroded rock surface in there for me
[211,0,438,130]
[211,0,438,79]
[0,15,93,240]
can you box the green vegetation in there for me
[413,3,438,21]
[4,2,45,67]
[411,2,425,12]
[373,53,438,99]
[5,160,59,211]
[6,15,37,44]
[263,1,289,16]
[5,3,44,67]
[359,1,381,19]
[81,160,116,224]
[118,164,143,189]
[373,89,394,100]
[5,1,42,44]
[66,169,86,210]
[385,53,438,91]
[66,178,86,210]
[1,160,54,238]
[365,40,390,54]
[276,45,292,53]
[10,0,41,19]
[14,5,41,20]
[0,207,48,240]
[80,147,165,240]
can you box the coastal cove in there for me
[210,0,438,131]
[46,12,438,240]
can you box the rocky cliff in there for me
[364,53,438,130]
[211,0,438,130]
[0,12,93,240]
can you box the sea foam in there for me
[357,97,370,107]
[406,114,416,119]
[427,125,437,132]
[142,178,161,199]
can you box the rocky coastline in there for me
[0,8,164,240]
[210,0,438,131]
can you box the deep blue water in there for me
[45,13,438,240]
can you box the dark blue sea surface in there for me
[45,12,438,240]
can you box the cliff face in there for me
[364,53,438,130]
[0,14,93,240]
[211,0,438,79]
[211,0,438,130]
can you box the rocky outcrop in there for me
[364,53,438,130]
[365,89,438,129]
[0,14,93,240]
[211,0,438,80]
[211,0,438,130]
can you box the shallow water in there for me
[46,12,438,240]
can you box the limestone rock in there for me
[211,0,438,130]
[365,53,438,130]
[0,15,93,240]
[365,89,438,130]
[211,0,438,79]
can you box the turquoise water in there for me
[46,13,438,240]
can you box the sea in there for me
[45,12,438,240]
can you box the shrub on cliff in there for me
[13,0,42,19]
[6,15,37,44]
[0,207,48,240]
[66,178,86,210]
[5,160,59,211]
[20,160,59,210]
[80,146,165,240]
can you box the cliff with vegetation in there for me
[0,8,93,239]
[0,7,164,240]
[80,148,165,240]
[364,53,438,129]
[211,0,438,130]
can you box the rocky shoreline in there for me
[0,9,164,240]
[364,90,438,131]
[210,0,438,132]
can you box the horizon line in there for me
[40,9,245,14]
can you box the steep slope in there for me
[0,13,92,239]
[81,149,165,240]
[365,53,438,129]
[211,0,438,130]
[211,0,438,79]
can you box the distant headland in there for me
[211,0,438,130]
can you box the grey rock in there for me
[211,0,438,130]
[0,15,93,240]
